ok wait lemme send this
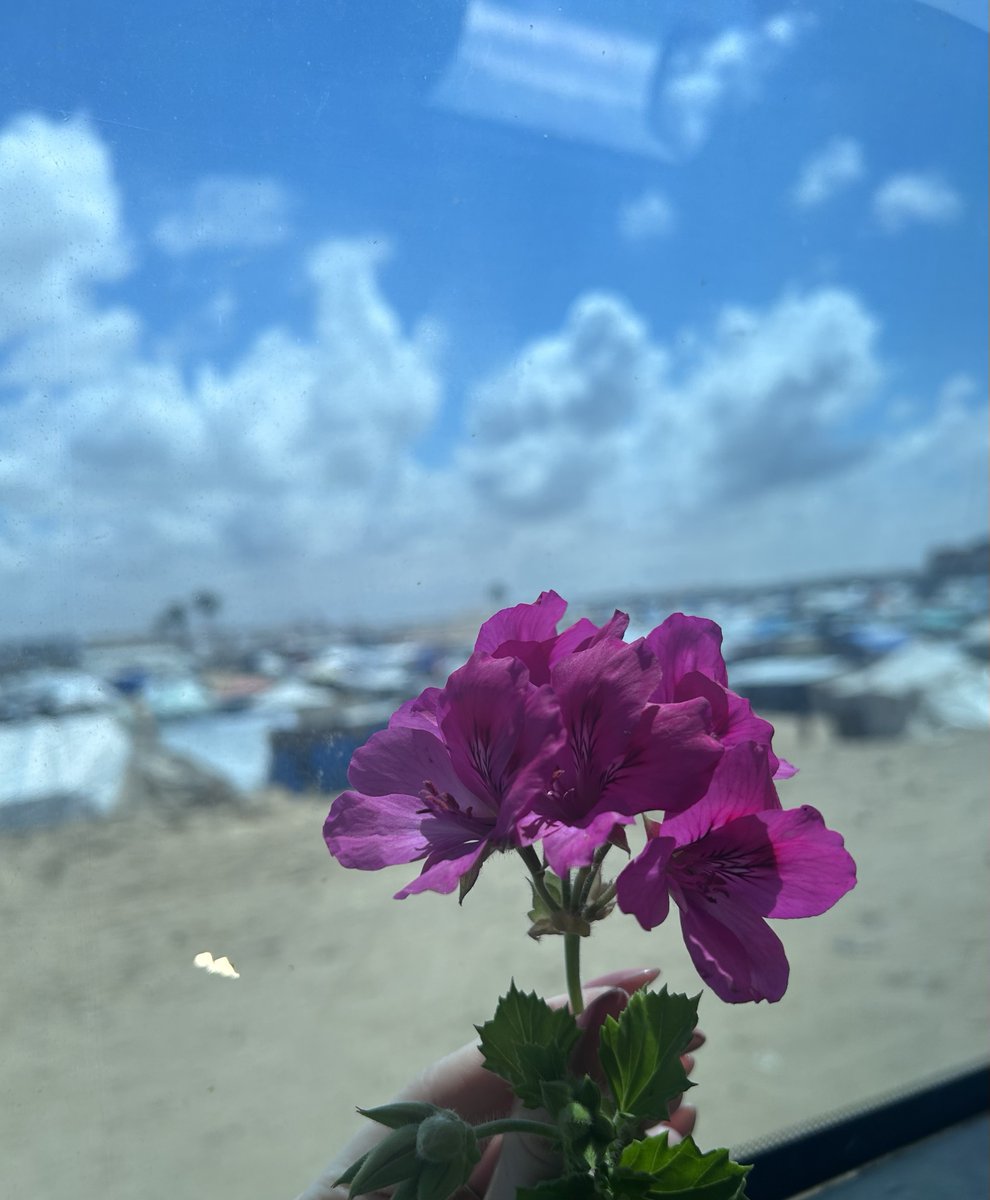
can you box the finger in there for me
[664,1102,698,1140]
[687,1029,706,1053]
[584,965,661,994]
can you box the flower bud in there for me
[415,1109,479,1165]
[559,1100,592,1137]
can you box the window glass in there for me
[1,3,986,1197]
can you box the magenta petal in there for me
[615,835,675,931]
[742,806,857,918]
[324,791,430,868]
[542,810,636,875]
[608,698,724,815]
[439,653,565,835]
[664,742,782,845]
[647,613,729,700]
[550,609,630,664]
[551,636,664,780]
[389,687,442,731]
[676,890,790,1003]
[774,757,798,780]
[348,725,465,804]
[394,841,489,899]
[474,590,567,654]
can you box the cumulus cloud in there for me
[656,12,810,154]
[617,190,675,241]
[0,112,130,341]
[0,111,984,633]
[873,172,962,232]
[153,175,293,254]
[791,137,864,207]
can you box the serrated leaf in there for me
[599,989,699,1122]
[617,1134,750,1200]
[539,1079,574,1117]
[517,1174,599,1200]
[475,981,581,1106]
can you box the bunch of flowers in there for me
[323,592,856,1198]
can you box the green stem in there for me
[572,866,591,911]
[564,931,584,1015]
[473,1118,562,1142]
[518,846,560,914]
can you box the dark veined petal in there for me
[438,653,566,835]
[348,724,467,806]
[727,805,857,918]
[550,636,664,801]
[675,886,791,1004]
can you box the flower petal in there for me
[324,791,431,869]
[550,636,664,793]
[541,809,636,875]
[474,590,567,654]
[439,653,566,837]
[389,687,442,731]
[347,725,466,804]
[394,840,490,899]
[663,742,782,845]
[675,888,790,1003]
[647,613,729,700]
[615,834,675,930]
[733,806,857,918]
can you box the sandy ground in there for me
[1,719,987,1199]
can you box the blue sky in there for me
[0,1,986,634]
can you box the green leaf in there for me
[616,1134,750,1200]
[517,1174,599,1200]
[475,981,581,1106]
[599,989,699,1122]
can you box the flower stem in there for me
[518,846,559,914]
[564,931,584,1015]
[473,1118,562,1142]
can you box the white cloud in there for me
[617,190,676,241]
[0,112,130,341]
[873,172,962,232]
[792,137,864,207]
[153,175,293,255]
[0,112,984,634]
[657,12,811,155]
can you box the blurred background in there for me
[0,2,986,1197]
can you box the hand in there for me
[294,966,702,1200]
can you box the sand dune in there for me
[1,720,986,1199]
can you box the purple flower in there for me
[646,613,796,780]
[615,742,856,1003]
[475,589,629,686]
[323,653,565,899]
[535,636,724,875]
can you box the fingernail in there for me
[585,966,661,993]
